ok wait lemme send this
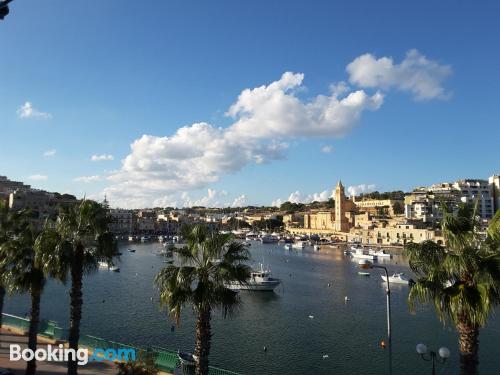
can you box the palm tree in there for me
[405,205,500,375]
[0,200,14,328]
[0,209,45,375]
[155,225,251,375]
[36,199,118,375]
[116,351,158,375]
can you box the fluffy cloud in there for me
[91,154,114,161]
[231,194,247,208]
[43,149,56,157]
[28,174,48,181]
[286,189,333,204]
[347,49,452,100]
[73,175,101,183]
[321,145,333,153]
[17,102,52,119]
[347,184,376,196]
[104,72,383,207]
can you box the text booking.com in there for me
[10,344,136,365]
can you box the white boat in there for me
[226,264,281,291]
[313,245,320,251]
[369,249,391,258]
[350,246,375,260]
[98,261,120,272]
[381,273,410,285]
[140,236,151,243]
[284,243,292,250]
[158,235,165,243]
[245,232,259,241]
[292,241,306,249]
[260,234,279,243]
[128,235,135,242]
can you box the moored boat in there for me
[350,246,375,260]
[381,273,410,285]
[226,264,281,291]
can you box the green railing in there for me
[2,313,242,375]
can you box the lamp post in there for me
[416,343,450,375]
[358,259,392,375]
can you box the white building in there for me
[453,179,494,220]
[489,175,500,213]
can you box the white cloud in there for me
[43,149,56,157]
[231,194,247,208]
[103,72,383,208]
[73,175,101,183]
[91,154,114,161]
[346,49,452,100]
[347,184,376,196]
[271,198,284,208]
[321,145,333,153]
[17,102,52,119]
[28,174,48,181]
[286,189,333,204]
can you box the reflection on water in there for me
[4,241,500,375]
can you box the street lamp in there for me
[0,0,14,20]
[416,343,450,375]
[358,259,392,375]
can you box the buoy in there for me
[263,346,267,352]
[380,340,387,349]
[322,354,329,359]
[327,283,331,287]
[344,296,350,302]
[308,315,314,319]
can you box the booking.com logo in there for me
[10,344,136,365]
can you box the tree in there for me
[116,351,158,375]
[0,209,45,375]
[36,200,118,375]
[405,205,500,375]
[0,200,12,329]
[155,225,250,375]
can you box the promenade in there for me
[0,327,116,374]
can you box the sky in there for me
[0,0,499,208]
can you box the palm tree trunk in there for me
[0,285,5,328]
[194,308,211,375]
[26,288,42,375]
[457,322,479,375]
[67,249,84,375]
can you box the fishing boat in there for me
[369,249,391,258]
[292,241,306,249]
[260,234,279,243]
[226,264,281,291]
[381,273,410,285]
[350,246,375,260]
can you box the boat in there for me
[381,273,410,285]
[158,235,164,243]
[140,236,151,243]
[350,246,375,260]
[178,351,197,366]
[292,241,306,249]
[128,235,135,242]
[260,234,279,243]
[98,261,120,272]
[245,232,259,241]
[127,249,136,253]
[226,264,281,291]
[369,249,391,258]
[164,259,174,264]
[313,245,320,251]
[358,271,370,276]
[284,243,292,250]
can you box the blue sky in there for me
[1,0,499,208]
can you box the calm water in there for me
[4,241,500,374]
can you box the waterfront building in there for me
[452,179,494,220]
[108,209,134,234]
[489,174,500,213]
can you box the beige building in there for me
[354,198,403,216]
[490,174,500,213]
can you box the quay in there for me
[1,314,239,375]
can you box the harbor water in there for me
[4,241,500,374]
